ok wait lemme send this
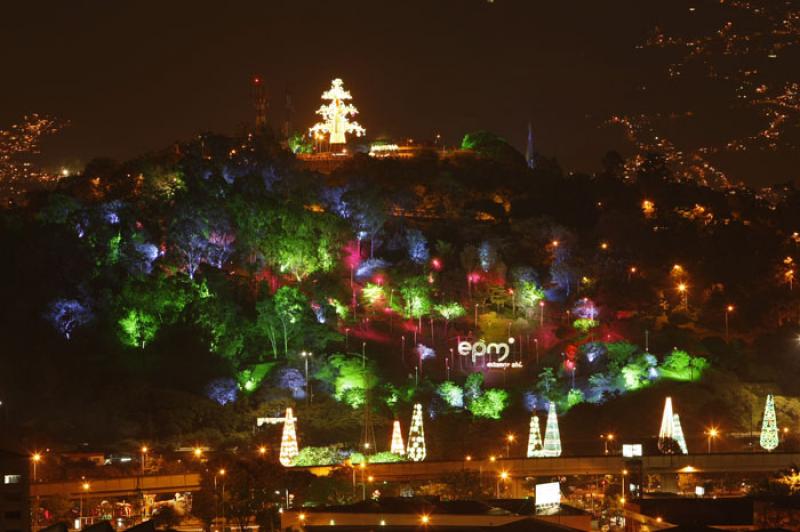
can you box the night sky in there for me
[2,1,797,186]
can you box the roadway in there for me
[30,452,800,499]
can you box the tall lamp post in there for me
[505,434,515,458]
[140,446,148,476]
[496,471,509,499]
[31,453,41,483]
[80,481,90,529]
[301,351,313,404]
[706,427,719,454]
[601,434,615,455]
[725,305,734,341]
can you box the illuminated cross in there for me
[309,78,365,145]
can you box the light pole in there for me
[706,427,719,454]
[505,434,515,458]
[677,283,688,309]
[301,351,313,404]
[601,434,615,455]
[31,453,41,483]
[621,469,627,504]
[80,481,90,529]
[496,471,509,498]
[539,301,545,327]
[219,469,226,530]
[725,305,734,341]
[140,446,148,476]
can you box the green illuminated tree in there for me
[516,280,545,318]
[396,276,432,321]
[536,367,557,400]
[434,301,465,337]
[274,286,307,356]
[467,388,508,419]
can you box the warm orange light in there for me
[506,434,515,443]
[726,305,734,312]
[368,475,374,482]
[299,513,306,522]
[600,242,609,250]
[707,428,719,438]
[218,468,226,476]
[141,446,148,454]
[193,447,203,458]
[258,446,267,455]
[677,283,687,293]
[499,471,509,480]
[82,482,90,491]
[359,462,366,470]
[420,514,430,525]
[551,240,559,247]
[31,453,42,463]
[465,455,472,461]
[489,455,496,462]
[629,266,637,273]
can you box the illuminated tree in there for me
[46,299,93,340]
[527,414,544,458]
[515,280,544,318]
[168,205,234,280]
[536,367,557,400]
[397,277,432,320]
[542,402,562,457]
[315,354,378,409]
[761,394,779,452]
[279,407,299,467]
[309,78,365,145]
[436,381,465,408]
[390,420,405,455]
[406,229,430,264]
[467,388,509,419]
[434,302,465,337]
[406,403,426,462]
[274,286,308,356]
[118,309,158,349]
[361,282,385,309]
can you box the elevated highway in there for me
[30,452,799,499]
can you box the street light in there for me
[301,351,313,404]
[140,446,148,476]
[258,445,267,456]
[497,471,509,498]
[193,447,203,459]
[706,427,719,454]
[80,481,90,529]
[505,434,515,458]
[601,434,615,455]
[725,305,734,341]
[31,453,42,483]
[677,283,688,309]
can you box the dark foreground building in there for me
[0,450,30,532]
[281,498,589,531]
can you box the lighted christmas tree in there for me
[658,396,677,454]
[672,414,689,454]
[279,407,299,467]
[527,414,544,458]
[406,403,427,462]
[760,394,779,451]
[390,420,405,456]
[542,402,562,457]
[309,78,365,145]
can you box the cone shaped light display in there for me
[672,413,688,454]
[279,407,299,467]
[527,414,544,458]
[542,402,562,457]
[390,420,405,455]
[406,403,426,462]
[760,394,779,451]
[658,397,676,454]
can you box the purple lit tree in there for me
[46,298,93,340]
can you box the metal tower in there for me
[252,76,268,129]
